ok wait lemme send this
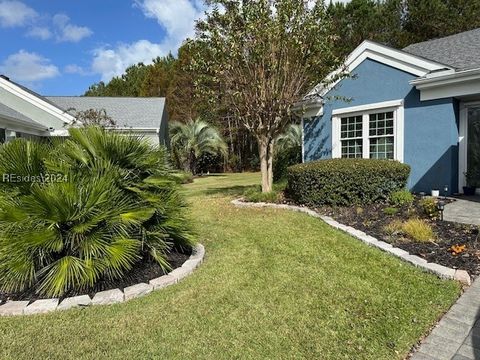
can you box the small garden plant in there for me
[389,190,414,207]
[401,219,435,242]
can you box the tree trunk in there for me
[258,136,273,192]
[268,141,274,188]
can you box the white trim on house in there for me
[331,99,404,116]
[0,113,47,132]
[306,40,450,101]
[458,101,480,192]
[411,68,480,101]
[331,100,404,162]
[0,117,48,137]
[459,103,468,192]
[0,77,75,125]
[110,127,159,132]
[49,129,69,136]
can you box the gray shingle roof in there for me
[0,102,45,129]
[403,28,480,70]
[46,97,166,129]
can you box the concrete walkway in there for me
[444,199,480,225]
[411,278,480,360]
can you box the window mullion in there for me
[362,114,369,159]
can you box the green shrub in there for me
[286,159,410,206]
[402,219,434,242]
[383,207,399,216]
[273,146,301,182]
[420,197,439,219]
[389,190,414,207]
[244,187,280,203]
[173,170,194,184]
[0,127,194,297]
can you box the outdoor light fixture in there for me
[437,201,445,221]
[444,185,449,200]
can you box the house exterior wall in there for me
[303,58,459,193]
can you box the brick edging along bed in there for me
[0,243,205,316]
[231,199,471,286]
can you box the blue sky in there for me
[0,0,349,96]
[0,0,206,95]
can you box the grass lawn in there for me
[0,173,460,359]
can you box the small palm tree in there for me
[0,128,193,297]
[273,124,302,181]
[275,124,302,152]
[170,118,227,174]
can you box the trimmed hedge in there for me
[286,158,410,206]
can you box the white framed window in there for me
[340,115,363,158]
[332,100,404,162]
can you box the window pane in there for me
[369,111,394,137]
[341,139,362,158]
[370,137,394,159]
[340,115,362,139]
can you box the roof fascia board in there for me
[0,77,75,124]
[411,68,480,89]
[410,67,480,101]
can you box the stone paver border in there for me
[0,243,205,316]
[231,199,471,286]
[410,277,480,360]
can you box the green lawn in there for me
[0,173,460,359]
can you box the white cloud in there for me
[26,26,52,40]
[0,0,37,28]
[52,13,92,42]
[90,0,207,82]
[0,50,59,82]
[92,40,164,81]
[134,0,205,48]
[64,64,90,76]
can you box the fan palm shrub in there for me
[0,128,193,297]
[273,124,302,181]
[170,118,227,174]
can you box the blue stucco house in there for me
[299,29,480,195]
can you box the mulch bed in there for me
[309,198,480,277]
[0,247,191,304]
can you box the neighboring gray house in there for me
[0,75,169,146]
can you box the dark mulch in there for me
[0,247,191,304]
[311,198,480,277]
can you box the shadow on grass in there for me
[195,174,228,178]
[201,185,258,197]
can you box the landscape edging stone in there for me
[0,243,205,316]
